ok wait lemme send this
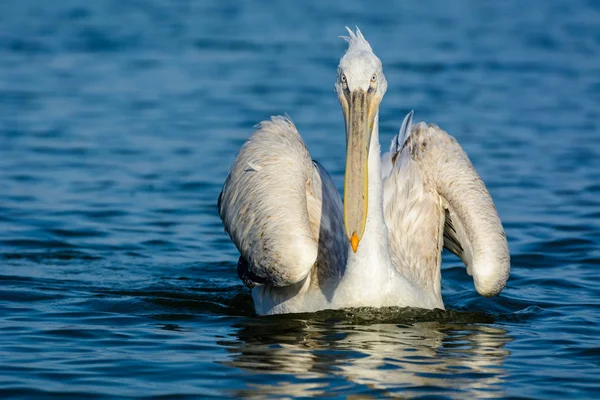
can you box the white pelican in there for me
[219,28,509,315]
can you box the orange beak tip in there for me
[350,232,359,253]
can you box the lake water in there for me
[1,0,599,398]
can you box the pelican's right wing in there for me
[218,116,346,288]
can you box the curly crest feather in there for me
[340,26,372,54]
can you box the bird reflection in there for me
[220,309,512,398]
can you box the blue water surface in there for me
[1,0,600,398]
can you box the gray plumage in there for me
[218,28,510,315]
[384,121,510,298]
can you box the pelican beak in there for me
[341,88,380,253]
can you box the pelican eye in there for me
[341,74,348,90]
[370,74,377,83]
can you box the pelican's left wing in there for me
[219,116,346,288]
[383,112,510,298]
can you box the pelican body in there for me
[219,28,510,315]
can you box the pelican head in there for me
[335,27,388,252]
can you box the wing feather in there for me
[219,116,345,288]
[384,116,510,298]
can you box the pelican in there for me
[219,28,509,315]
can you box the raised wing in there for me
[383,113,510,298]
[219,116,346,288]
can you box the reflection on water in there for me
[223,309,512,398]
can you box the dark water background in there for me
[1,0,600,398]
